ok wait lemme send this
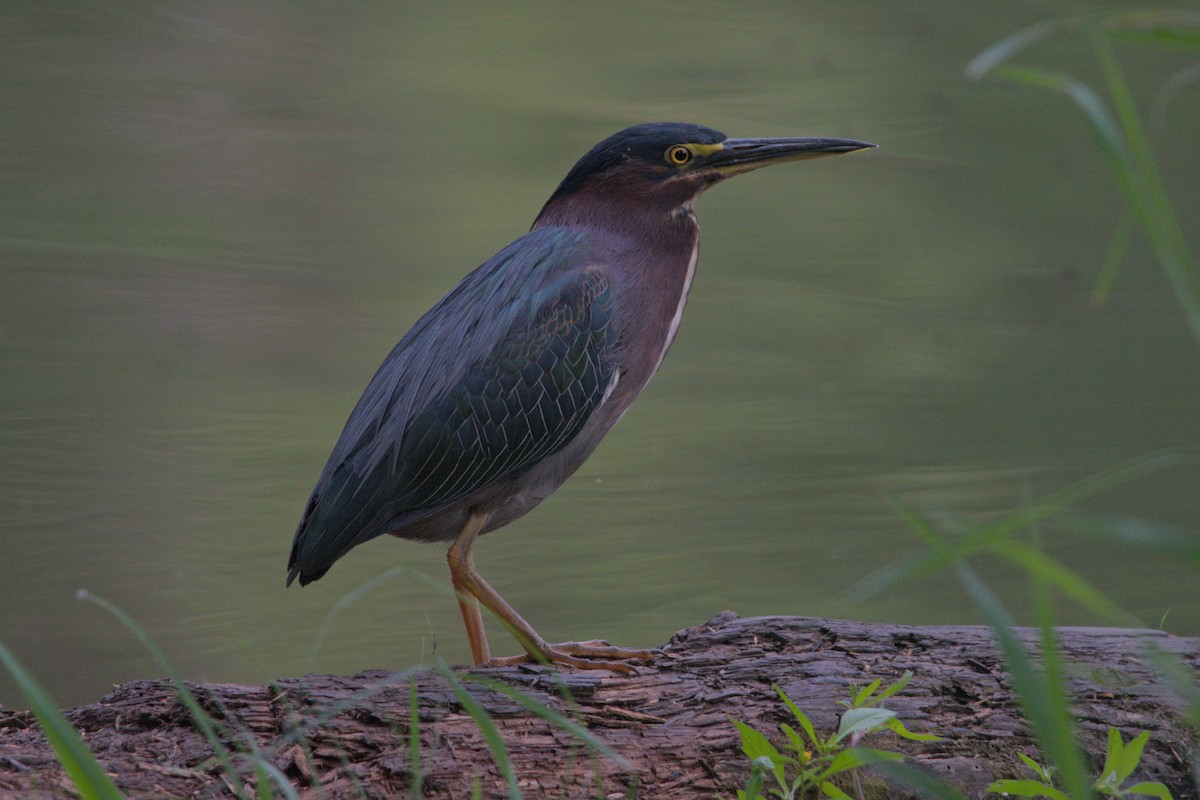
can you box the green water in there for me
[2,2,1198,709]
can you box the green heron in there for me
[288,122,873,670]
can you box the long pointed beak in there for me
[706,136,876,177]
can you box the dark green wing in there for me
[289,228,617,584]
[395,268,614,508]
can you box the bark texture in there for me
[1,612,1197,799]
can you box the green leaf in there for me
[892,497,949,547]
[740,758,766,800]
[882,716,943,742]
[820,782,853,799]
[0,642,125,800]
[1096,727,1125,790]
[835,707,894,743]
[1104,729,1150,788]
[733,720,791,789]
[987,778,1071,799]
[872,671,913,705]
[838,748,902,770]
[1017,751,1055,782]
[825,748,870,775]
[734,720,783,763]
[775,685,820,749]
[1119,781,1175,799]
[814,748,900,784]
[851,678,881,708]
[780,723,807,758]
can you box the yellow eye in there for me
[666,145,693,166]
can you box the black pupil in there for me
[673,148,688,162]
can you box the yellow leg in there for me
[446,509,658,672]
[449,515,491,664]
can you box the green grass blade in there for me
[408,678,423,800]
[986,539,1138,625]
[77,591,247,797]
[965,18,1062,79]
[841,549,933,605]
[306,565,406,670]
[955,564,1096,800]
[1091,28,1200,348]
[1103,9,1200,51]
[995,64,1134,180]
[1091,212,1133,305]
[890,497,947,548]
[435,664,522,799]
[1053,511,1200,565]
[1029,545,1078,800]
[463,674,632,771]
[970,11,1200,348]
[856,756,970,800]
[267,682,325,800]
[255,763,276,800]
[0,641,125,800]
[1142,642,1200,726]
[271,668,425,752]
[250,758,301,800]
[1152,62,1200,133]
[846,453,1185,604]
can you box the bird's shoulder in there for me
[322,226,615,479]
[389,226,610,392]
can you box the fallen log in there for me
[1,612,1197,798]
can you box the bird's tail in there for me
[285,495,329,587]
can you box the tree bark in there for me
[2,612,1197,799]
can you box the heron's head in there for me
[538,122,874,220]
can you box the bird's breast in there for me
[597,225,700,425]
[653,238,699,376]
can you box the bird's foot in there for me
[483,639,659,673]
